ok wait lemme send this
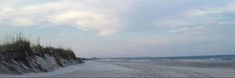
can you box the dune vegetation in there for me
[0,34,83,74]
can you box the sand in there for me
[1,60,235,77]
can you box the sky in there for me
[0,0,235,57]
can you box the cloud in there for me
[0,0,137,36]
[12,18,34,26]
[50,10,122,36]
[153,20,190,28]
[152,1,235,35]
[1,0,235,57]
[153,19,207,35]
[58,32,69,36]
[187,2,235,17]
[1,0,234,36]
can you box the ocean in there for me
[104,54,235,61]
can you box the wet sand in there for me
[99,60,235,77]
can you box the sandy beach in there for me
[1,0,235,77]
[1,60,235,78]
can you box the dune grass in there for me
[0,34,78,63]
[0,34,83,74]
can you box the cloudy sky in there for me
[0,0,235,57]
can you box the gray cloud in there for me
[0,0,137,36]
[1,0,235,57]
